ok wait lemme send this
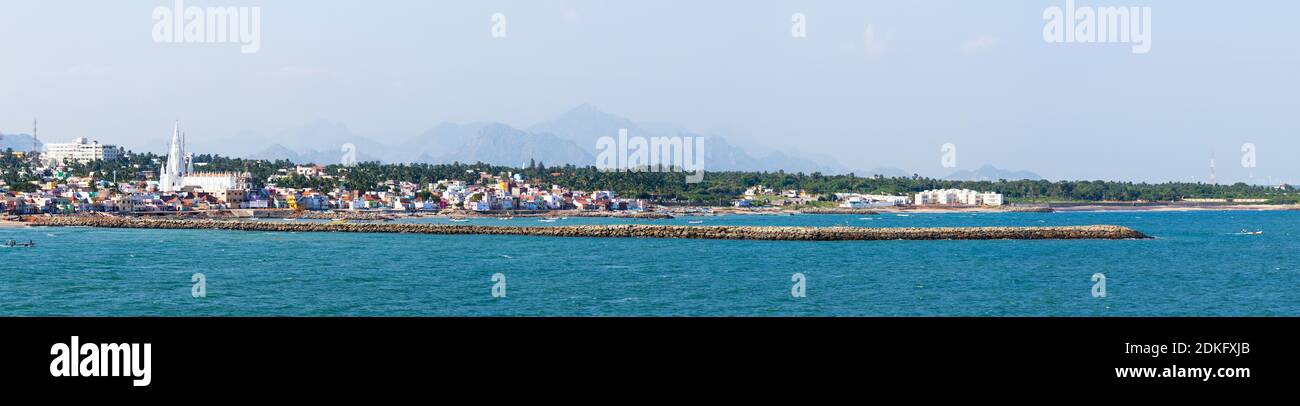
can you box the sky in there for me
[0,0,1296,183]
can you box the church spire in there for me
[161,121,188,192]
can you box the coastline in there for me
[793,203,1300,214]
[28,216,1151,240]
[0,220,27,228]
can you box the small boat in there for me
[449,218,469,222]
[1236,229,1263,235]
[4,240,34,248]
[538,219,557,223]
[499,217,513,220]
[330,218,348,224]
[543,217,562,221]
[895,214,911,217]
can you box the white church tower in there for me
[160,121,189,192]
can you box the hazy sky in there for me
[1,0,1296,183]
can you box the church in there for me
[158,122,251,194]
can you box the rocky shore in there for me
[439,209,674,219]
[294,211,395,221]
[797,208,881,215]
[29,216,1150,241]
[999,206,1056,213]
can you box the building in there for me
[836,193,911,208]
[44,137,124,164]
[295,165,326,177]
[915,189,1003,206]
[158,122,251,194]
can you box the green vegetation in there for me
[19,151,1297,205]
[1,149,39,192]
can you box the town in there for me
[0,123,1018,218]
[12,122,1299,219]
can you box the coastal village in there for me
[1,124,1009,219]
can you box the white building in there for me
[837,193,911,208]
[44,137,124,164]
[158,122,251,193]
[914,189,1003,206]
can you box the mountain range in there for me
[121,104,1042,180]
[247,104,846,173]
[944,164,1042,181]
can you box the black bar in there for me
[1,317,1292,393]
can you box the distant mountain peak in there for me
[0,133,42,151]
[566,102,602,114]
[237,106,850,174]
[945,165,1042,181]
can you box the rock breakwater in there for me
[30,216,1151,241]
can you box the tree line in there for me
[18,150,1298,204]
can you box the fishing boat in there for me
[1237,229,1264,235]
[4,240,35,248]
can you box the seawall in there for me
[28,216,1151,241]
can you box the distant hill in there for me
[399,122,593,166]
[249,143,382,165]
[529,104,845,173]
[945,164,1042,181]
[233,104,853,173]
[247,120,389,165]
[0,133,42,152]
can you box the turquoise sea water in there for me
[2,210,1297,316]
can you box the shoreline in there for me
[28,216,1151,241]
[787,203,1300,215]
[0,220,27,228]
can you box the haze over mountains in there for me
[242,104,855,174]
[92,104,1041,180]
[944,165,1042,181]
[0,133,42,152]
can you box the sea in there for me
[2,210,1297,316]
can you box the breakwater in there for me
[797,208,881,215]
[29,216,1150,241]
